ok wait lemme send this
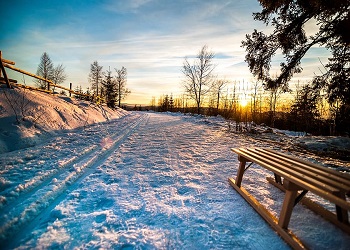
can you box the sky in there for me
[1,0,330,105]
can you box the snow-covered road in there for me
[1,112,349,249]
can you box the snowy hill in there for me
[0,87,128,153]
[0,111,349,249]
[0,86,350,249]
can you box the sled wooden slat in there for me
[253,148,350,192]
[229,147,350,249]
[264,148,350,182]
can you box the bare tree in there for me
[52,64,67,85]
[52,63,67,93]
[251,80,262,123]
[182,45,215,114]
[115,66,130,107]
[267,85,286,127]
[35,52,54,90]
[89,61,103,97]
[150,96,156,111]
[213,79,227,112]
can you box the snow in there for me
[1,88,350,249]
[0,87,128,153]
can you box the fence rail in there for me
[0,51,92,99]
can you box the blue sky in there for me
[1,0,329,104]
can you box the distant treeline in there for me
[147,90,349,136]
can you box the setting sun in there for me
[239,98,248,107]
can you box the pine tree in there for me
[89,61,103,97]
[35,52,54,90]
[160,94,169,112]
[102,68,117,108]
[242,0,350,134]
[169,94,174,111]
[85,87,91,101]
[74,85,82,99]
[242,0,350,105]
[290,85,320,132]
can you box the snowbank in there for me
[0,86,128,153]
[227,120,350,163]
[1,112,349,249]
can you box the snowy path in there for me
[0,112,349,249]
[0,113,145,246]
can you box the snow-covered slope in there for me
[0,87,128,153]
[0,87,350,249]
[0,111,350,249]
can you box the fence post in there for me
[0,51,12,88]
[69,83,72,97]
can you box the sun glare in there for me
[239,98,248,107]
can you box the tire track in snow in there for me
[0,113,147,248]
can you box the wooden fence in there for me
[0,51,92,99]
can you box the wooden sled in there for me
[229,147,350,249]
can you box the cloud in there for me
[1,0,332,104]
[103,0,154,13]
